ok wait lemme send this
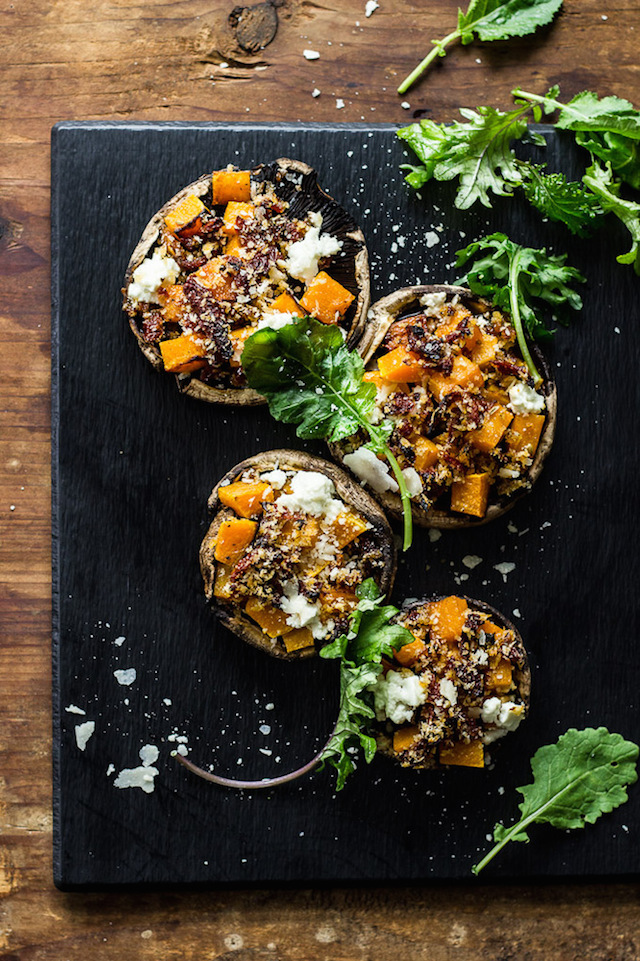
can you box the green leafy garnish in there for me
[582,160,640,274]
[456,232,584,383]
[397,0,563,95]
[319,580,413,790]
[398,104,534,209]
[518,162,604,236]
[473,727,638,874]
[514,87,640,141]
[242,317,414,550]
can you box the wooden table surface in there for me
[2,1,640,957]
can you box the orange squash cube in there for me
[427,355,484,401]
[218,481,274,518]
[211,169,252,205]
[435,317,481,352]
[450,472,491,518]
[439,740,485,768]
[223,201,255,233]
[321,587,359,615]
[213,564,233,599]
[300,271,355,325]
[228,325,255,365]
[377,346,424,383]
[470,405,513,453]
[164,194,206,237]
[508,413,545,456]
[245,598,293,638]
[470,329,501,367]
[265,291,301,316]
[214,518,258,566]
[193,257,238,300]
[393,725,421,753]
[159,334,207,374]
[413,436,439,471]
[486,657,514,694]
[394,638,426,667]
[161,284,187,323]
[429,595,468,644]
[331,510,370,548]
[283,627,315,653]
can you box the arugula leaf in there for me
[515,87,640,140]
[242,317,414,550]
[582,161,640,275]
[473,728,638,874]
[574,130,640,192]
[456,232,584,383]
[398,0,563,94]
[398,104,532,209]
[320,580,413,790]
[517,162,604,236]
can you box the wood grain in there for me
[2,0,640,956]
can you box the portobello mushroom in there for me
[372,594,530,769]
[330,285,556,528]
[122,159,370,405]
[200,449,397,659]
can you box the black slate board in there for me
[52,121,640,888]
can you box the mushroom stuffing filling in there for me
[206,468,389,655]
[123,167,358,389]
[343,291,549,520]
[374,596,528,768]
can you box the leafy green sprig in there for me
[473,727,638,874]
[456,233,584,383]
[397,0,563,95]
[320,580,413,790]
[242,317,414,550]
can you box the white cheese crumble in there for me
[256,310,296,331]
[113,668,137,686]
[365,0,379,15]
[481,698,525,743]
[114,744,160,793]
[370,670,427,725]
[439,677,458,706]
[279,579,326,639]
[303,49,320,60]
[139,744,159,767]
[284,226,342,283]
[336,98,345,109]
[419,291,447,312]
[127,249,179,305]
[260,468,287,489]
[494,562,515,581]
[312,87,321,98]
[402,467,423,498]
[75,721,95,751]
[462,554,483,569]
[508,382,546,415]
[65,704,86,715]
[343,446,398,493]
[277,471,344,521]
[425,231,440,248]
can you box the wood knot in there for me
[228,1,280,53]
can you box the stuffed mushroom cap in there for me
[331,284,556,529]
[123,158,370,406]
[200,449,397,659]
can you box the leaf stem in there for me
[513,87,564,115]
[508,251,542,385]
[380,443,413,551]
[397,30,460,94]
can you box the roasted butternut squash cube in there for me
[228,325,255,366]
[377,346,424,383]
[159,334,207,374]
[300,271,355,325]
[413,436,439,471]
[225,234,250,258]
[223,201,255,234]
[470,405,513,453]
[245,598,293,638]
[211,169,252,205]
[193,257,238,300]
[427,355,484,401]
[281,515,320,548]
[470,329,500,367]
[265,291,301,316]
[218,481,274,518]
[507,413,545,456]
[214,518,257,566]
[394,638,426,667]
[161,284,187,323]
[283,627,315,653]
[429,595,468,644]
[486,657,514,694]
[450,472,491,518]
[439,740,485,768]
[321,587,359,615]
[393,724,421,753]
[331,511,369,549]
[164,194,206,237]
[434,317,481,352]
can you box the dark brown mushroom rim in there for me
[330,284,556,529]
[122,158,370,406]
[199,449,397,660]
[373,595,530,770]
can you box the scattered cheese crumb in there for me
[114,765,159,794]
[75,721,95,751]
[365,0,379,16]
[65,704,86,715]
[114,635,126,646]
[312,87,321,98]
[113,668,137,686]
[425,231,440,248]
[336,98,345,109]
[462,555,482,569]
[303,49,320,60]
[401,101,411,110]
[494,562,516,581]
